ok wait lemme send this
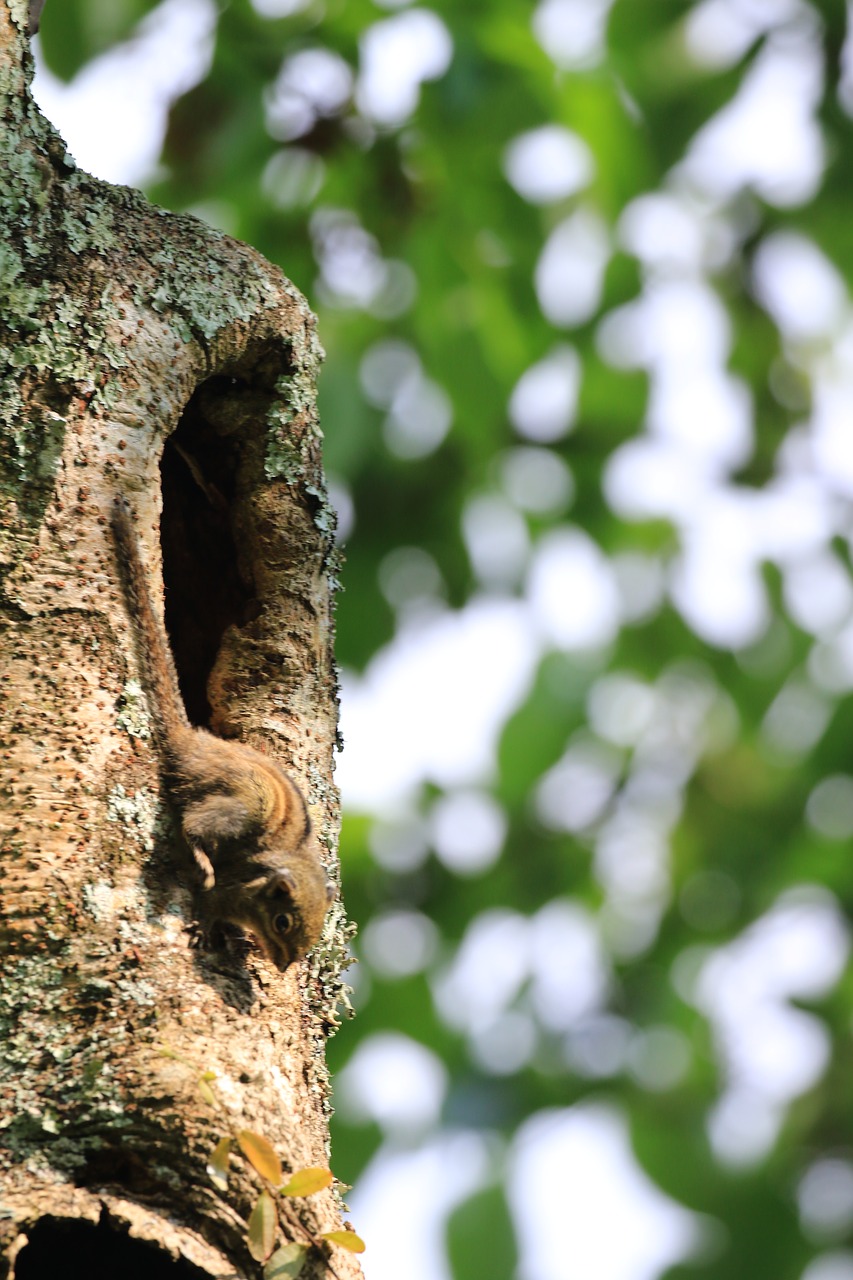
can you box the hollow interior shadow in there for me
[159,377,257,728]
[147,355,291,1009]
[14,1216,212,1280]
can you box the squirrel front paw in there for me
[185,919,254,962]
[185,920,209,951]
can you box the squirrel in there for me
[110,495,335,970]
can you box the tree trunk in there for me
[0,7,358,1277]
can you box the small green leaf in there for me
[264,1243,308,1279]
[238,1130,283,1184]
[207,1136,231,1191]
[279,1168,333,1197]
[158,1044,195,1068]
[320,1230,366,1253]
[197,1076,217,1107]
[247,1190,278,1262]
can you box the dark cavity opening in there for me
[14,1217,209,1280]
[160,341,295,726]
[159,375,258,727]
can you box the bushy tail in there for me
[110,495,190,749]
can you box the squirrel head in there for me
[240,857,337,970]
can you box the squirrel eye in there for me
[273,911,294,935]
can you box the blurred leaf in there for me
[197,1074,217,1107]
[207,1137,231,1192]
[247,1191,278,1263]
[497,654,590,806]
[279,1168,334,1197]
[238,1131,283,1185]
[319,1230,366,1253]
[157,1044,195,1067]
[264,1243,308,1279]
[39,0,161,80]
[447,1184,518,1280]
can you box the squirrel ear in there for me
[266,868,297,897]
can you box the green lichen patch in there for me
[0,395,65,487]
[304,479,337,541]
[147,223,275,343]
[265,407,307,484]
[307,898,356,1040]
[0,955,135,1151]
[264,342,323,479]
[63,201,116,256]
[106,785,158,852]
[115,680,151,740]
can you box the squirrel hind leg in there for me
[191,845,216,890]
[182,794,255,864]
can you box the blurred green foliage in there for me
[38,0,853,1275]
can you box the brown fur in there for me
[111,495,334,969]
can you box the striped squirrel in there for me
[110,495,334,969]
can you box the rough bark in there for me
[0,6,358,1277]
